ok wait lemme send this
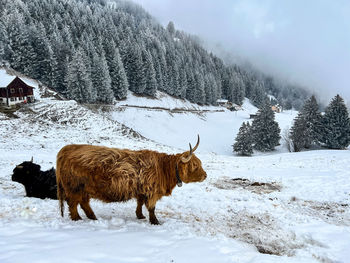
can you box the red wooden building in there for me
[0,76,35,107]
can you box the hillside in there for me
[1,70,350,263]
[0,0,309,109]
[105,91,298,155]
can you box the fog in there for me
[131,0,350,104]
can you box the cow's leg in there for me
[136,195,146,219]
[148,207,159,225]
[146,198,159,225]
[67,197,82,221]
[80,195,97,220]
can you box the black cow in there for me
[12,160,57,199]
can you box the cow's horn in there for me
[181,143,193,163]
[181,135,200,163]
[30,156,33,162]
[16,165,23,169]
[192,135,200,153]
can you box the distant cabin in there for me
[0,76,35,108]
[216,99,242,111]
[271,105,282,113]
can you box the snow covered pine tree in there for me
[290,95,322,152]
[320,94,350,149]
[233,122,253,156]
[251,102,281,151]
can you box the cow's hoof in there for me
[137,214,146,219]
[71,216,82,221]
[150,219,160,225]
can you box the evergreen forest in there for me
[0,0,309,108]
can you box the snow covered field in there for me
[1,71,350,263]
[111,91,297,155]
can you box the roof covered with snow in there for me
[0,69,16,87]
[0,68,39,89]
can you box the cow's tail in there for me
[57,180,65,217]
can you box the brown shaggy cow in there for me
[56,136,206,224]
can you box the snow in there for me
[1,82,350,263]
[112,93,297,155]
[0,69,16,87]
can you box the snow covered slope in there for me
[111,91,297,155]
[0,73,349,263]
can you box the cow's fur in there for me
[12,161,57,199]
[56,142,207,224]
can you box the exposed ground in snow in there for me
[1,71,350,263]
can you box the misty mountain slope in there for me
[0,0,309,109]
[1,74,350,262]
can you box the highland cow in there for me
[12,159,57,199]
[56,136,207,224]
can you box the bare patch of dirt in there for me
[226,210,303,256]
[288,198,350,226]
[0,105,20,118]
[212,177,282,194]
[159,208,304,257]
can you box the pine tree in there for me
[0,22,6,62]
[232,72,245,105]
[185,67,196,102]
[150,39,166,92]
[142,49,157,97]
[290,95,322,152]
[221,67,233,102]
[193,70,206,105]
[65,48,96,103]
[91,49,114,104]
[250,80,267,108]
[178,66,187,99]
[125,44,145,94]
[204,73,219,105]
[233,122,253,156]
[50,31,69,94]
[106,44,128,100]
[302,95,322,148]
[320,94,350,149]
[5,10,34,73]
[166,49,180,96]
[29,23,53,85]
[167,21,175,36]
[289,112,307,152]
[251,102,281,151]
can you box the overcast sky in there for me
[131,0,350,104]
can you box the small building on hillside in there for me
[271,105,282,113]
[217,99,230,107]
[216,99,242,111]
[0,75,35,108]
